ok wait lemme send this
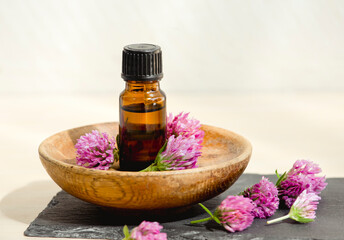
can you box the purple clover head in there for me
[214,195,255,232]
[158,135,201,170]
[242,176,279,219]
[123,221,167,240]
[141,112,205,172]
[167,112,204,145]
[75,130,118,170]
[279,174,326,208]
[277,159,327,208]
[143,135,201,172]
[288,159,322,176]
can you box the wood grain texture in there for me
[39,122,252,211]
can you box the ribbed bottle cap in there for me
[121,43,163,81]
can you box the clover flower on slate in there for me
[191,196,255,233]
[122,221,167,240]
[166,112,204,146]
[267,190,321,224]
[276,159,327,208]
[75,130,118,170]
[288,159,323,175]
[142,135,201,171]
[241,176,279,219]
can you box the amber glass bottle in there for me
[119,44,166,171]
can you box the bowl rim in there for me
[39,122,252,177]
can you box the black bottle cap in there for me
[122,43,163,81]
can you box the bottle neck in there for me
[125,80,161,92]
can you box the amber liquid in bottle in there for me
[119,81,166,171]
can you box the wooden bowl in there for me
[39,122,252,212]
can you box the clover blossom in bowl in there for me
[143,112,204,172]
[167,112,204,143]
[75,130,118,170]
[142,135,201,171]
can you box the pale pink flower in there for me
[267,190,321,224]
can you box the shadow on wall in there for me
[0,181,60,224]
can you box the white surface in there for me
[1,0,344,94]
[0,92,343,239]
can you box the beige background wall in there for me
[1,0,344,94]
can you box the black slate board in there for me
[24,174,344,240]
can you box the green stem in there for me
[198,203,214,219]
[267,214,290,224]
[192,203,222,225]
[140,164,158,172]
[190,217,212,224]
[275,171,287,187]
[122,225,130,240]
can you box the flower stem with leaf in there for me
[267,190,321,224]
